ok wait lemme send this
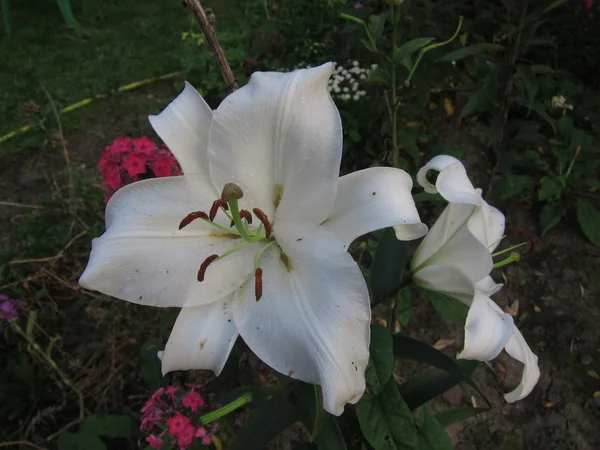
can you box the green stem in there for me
[217,241,254,261]
[493,252,520,268]
[254,240,278,269]
[391,5,399,168]
[491,241,530,257]
[10,322,85,441]
[405,16,464,87]
[228,198,252,241]
[200,392,253,424]
[202,218,240,236]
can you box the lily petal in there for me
[416,155,480,204]
[80,177,259,307]
[232,223,370,416]
[149,82,213,177]
[323,167,427,249]
[475,276,503,297]
[459,291,514,361]
[208,63,342,224]
[162,295,239,376]
[503,328,540,402]
[413,265,479,304]
[412,203,493,285]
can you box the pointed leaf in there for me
[435,406,489,428]
[395,38,435,67]
[415,407,452,450]
[365,325,394,395]
[232,389,298,450]
[371,228,409,303]
[56,431,107,450]
[392,334,489,407]
[397,360,478,410]
[420,290,468,325]
[80,415,135,438]
[355,379,418,450]
[439,44,506,61]
[577,198,600,246]
[539,203,565,236]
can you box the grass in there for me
[0,0,191,148]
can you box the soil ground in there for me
[1,84,599,449]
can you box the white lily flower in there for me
[80,63,427,415]
[411,155,540,402]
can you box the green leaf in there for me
[355,379,418,450]
[415,408,452,450]
[371,228,408,303]
[538,177,563,201]
[397,360,478,410]
[139,337,169,391]
[26,311,37,339]
[232,390,298,450]
[392,334,489,408]
[368,14,386,40]
[435,406,489,428]
[396,288,412,327]
[577,198,600,246]
[365,325,394,395]
[56,431,107,450]
[290,382,346,450]
[367,68,391,86]
[494,175,536,200]
[311,386,325,439]
[314,416,347,450]
[539,203,565,236]
[420,289,468,325]
[439,43,506,61]
[395,37,435,67]
[460,84,493,119]
[80,415,135,438]
[361,38,377,53]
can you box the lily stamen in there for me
[252,208,272,239]
[197,254,219,281]
[209,199,229,221]
[179,211,209,230]
[240,209,253,224]
[255,268,263,301]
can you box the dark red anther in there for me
[179,211,209,230]
[240,209,253,224]
[255,268,263,301]
[252,208,272,239]
[209,199,229,221]
[197,254,219,282]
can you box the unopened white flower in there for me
[80,64,427,415]
[411,155,540,402]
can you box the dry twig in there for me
[183,0,238,91]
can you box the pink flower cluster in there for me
[98,137,182,202]
[141,384,217,449]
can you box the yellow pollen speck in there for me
[280,251,293,272]
[273,184,284,209]
[210,231,239,239]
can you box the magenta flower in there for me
[354,2,364,9]
[146,434,164,449]
[182,391,205,413]
[0,296,23,322]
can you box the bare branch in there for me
[183,0,238,91]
